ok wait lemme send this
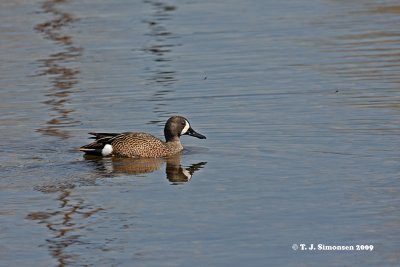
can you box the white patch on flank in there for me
[181,120,190,135]
[101,144,113,156]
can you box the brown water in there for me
[1,0,400,266]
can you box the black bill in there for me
[184,127,206,139]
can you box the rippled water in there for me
[1,0,400,266]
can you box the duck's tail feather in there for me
[79,141,113,156]
[79,147,104,156]
[80,133,118,156]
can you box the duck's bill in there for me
[185,127,206,139]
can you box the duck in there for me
[79,116,206,158]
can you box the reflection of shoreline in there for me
[27,184,103,267]
[29,1,90,265]
[35,0,81,139]
[143,1,178,86]
[143,1,179,123]
[84,153,207,184]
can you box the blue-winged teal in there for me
[79,116,206,158]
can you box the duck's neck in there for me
[165,138,183,154]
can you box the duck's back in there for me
[111,132,169,158]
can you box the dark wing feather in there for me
[80,132,126,155]
[89,132,124,140]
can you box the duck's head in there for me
[164,116,206,142]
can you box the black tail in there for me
[80,132,121,155]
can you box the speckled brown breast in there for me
[111,132,173,158]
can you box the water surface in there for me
[1,0,400,266]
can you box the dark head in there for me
[164,116,206,142]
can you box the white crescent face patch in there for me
[181,120,190,135]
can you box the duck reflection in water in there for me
[84,153,206,184]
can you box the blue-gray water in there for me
[1,0,400,266]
